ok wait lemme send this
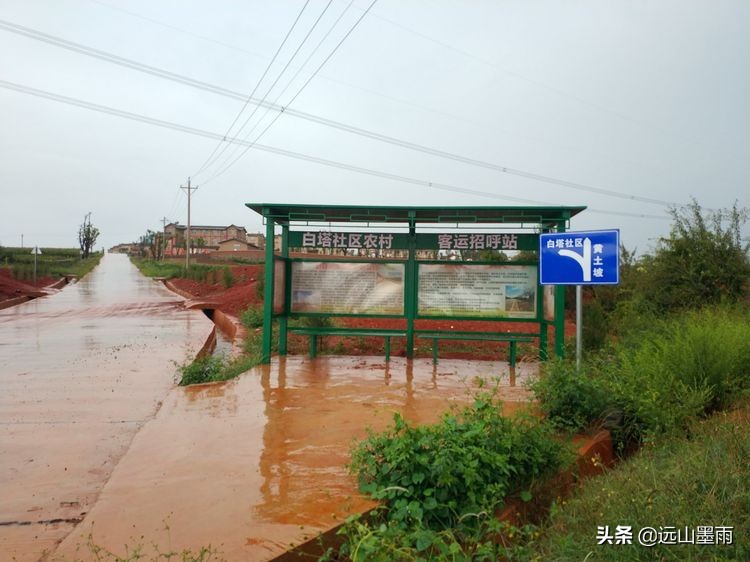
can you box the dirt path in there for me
[0,254,214,561]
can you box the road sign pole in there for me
[576,284,582,370]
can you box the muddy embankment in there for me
[0,272,71,309]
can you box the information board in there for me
[418,264,537,318]
[291,261,404,315]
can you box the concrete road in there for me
[0,254,213,561]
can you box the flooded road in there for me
[52,356,535,561]
[0,254,213,561]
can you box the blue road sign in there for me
[539,229,620,285]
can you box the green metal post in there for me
[406,213,417,358]
[279,225,289,356]
[261,213,275,364]
[538,245,548,361]
[554,220,567,358]
[310,335,317,359]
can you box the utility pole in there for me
[180,178,198,268]
[20,233,23,248]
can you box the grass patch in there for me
[177,346,263,386]
[178,311,279,385]
[530,401,750,560]
[1,248,102,281]
[532,307,750,448]
[130,258,228,284]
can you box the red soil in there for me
[0,269,57,300]
[168,265,262,316]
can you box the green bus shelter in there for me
[246,203,585,364]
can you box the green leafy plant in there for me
[351,395,566,529]
[531,359,613,433]
[327,393,567,559]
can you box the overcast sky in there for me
[1,0,748,253]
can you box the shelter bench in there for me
[415,331,535,368]
[288,327,407,361]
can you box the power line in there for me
[197,0,336,180]
[202,0,380,183]
[89,0,625,166]
[89,0,688,150]
[199,0,356,181]
[0,17,678,207]
[0,78,669,221]
[192,0,313,178]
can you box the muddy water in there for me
[52,356,535,561]
[0,254,213,561]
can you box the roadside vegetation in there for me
[533,400,750,561]
[0,246,102,281]
[318,200,750,560]
[177,301,336,385]
[131,258,236,287]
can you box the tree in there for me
[646,199,750,309]
[138,230,164,260]
[78,216,100,259]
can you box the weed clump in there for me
[326,392,569,560]
[532,307,750,448]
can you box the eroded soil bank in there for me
[52,356,535,561]
[0,254,214,561]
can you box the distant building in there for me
[164,223,248,255]
[246,233,264,249]
[108,243,138,255]
[218,237,252,252]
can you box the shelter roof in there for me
[246,203,586,227]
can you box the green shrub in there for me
[582,299,608,351]
[327,394,568,560]
[240,305,264,329]
[643,200,750,311]
[531,359,613,433]
[351,394,568,530]
[533,307,750,446]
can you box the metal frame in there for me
[248,203,585,363]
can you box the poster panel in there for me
[418,264,537,318]
[291,261,404,314]
[273,259,285,314]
